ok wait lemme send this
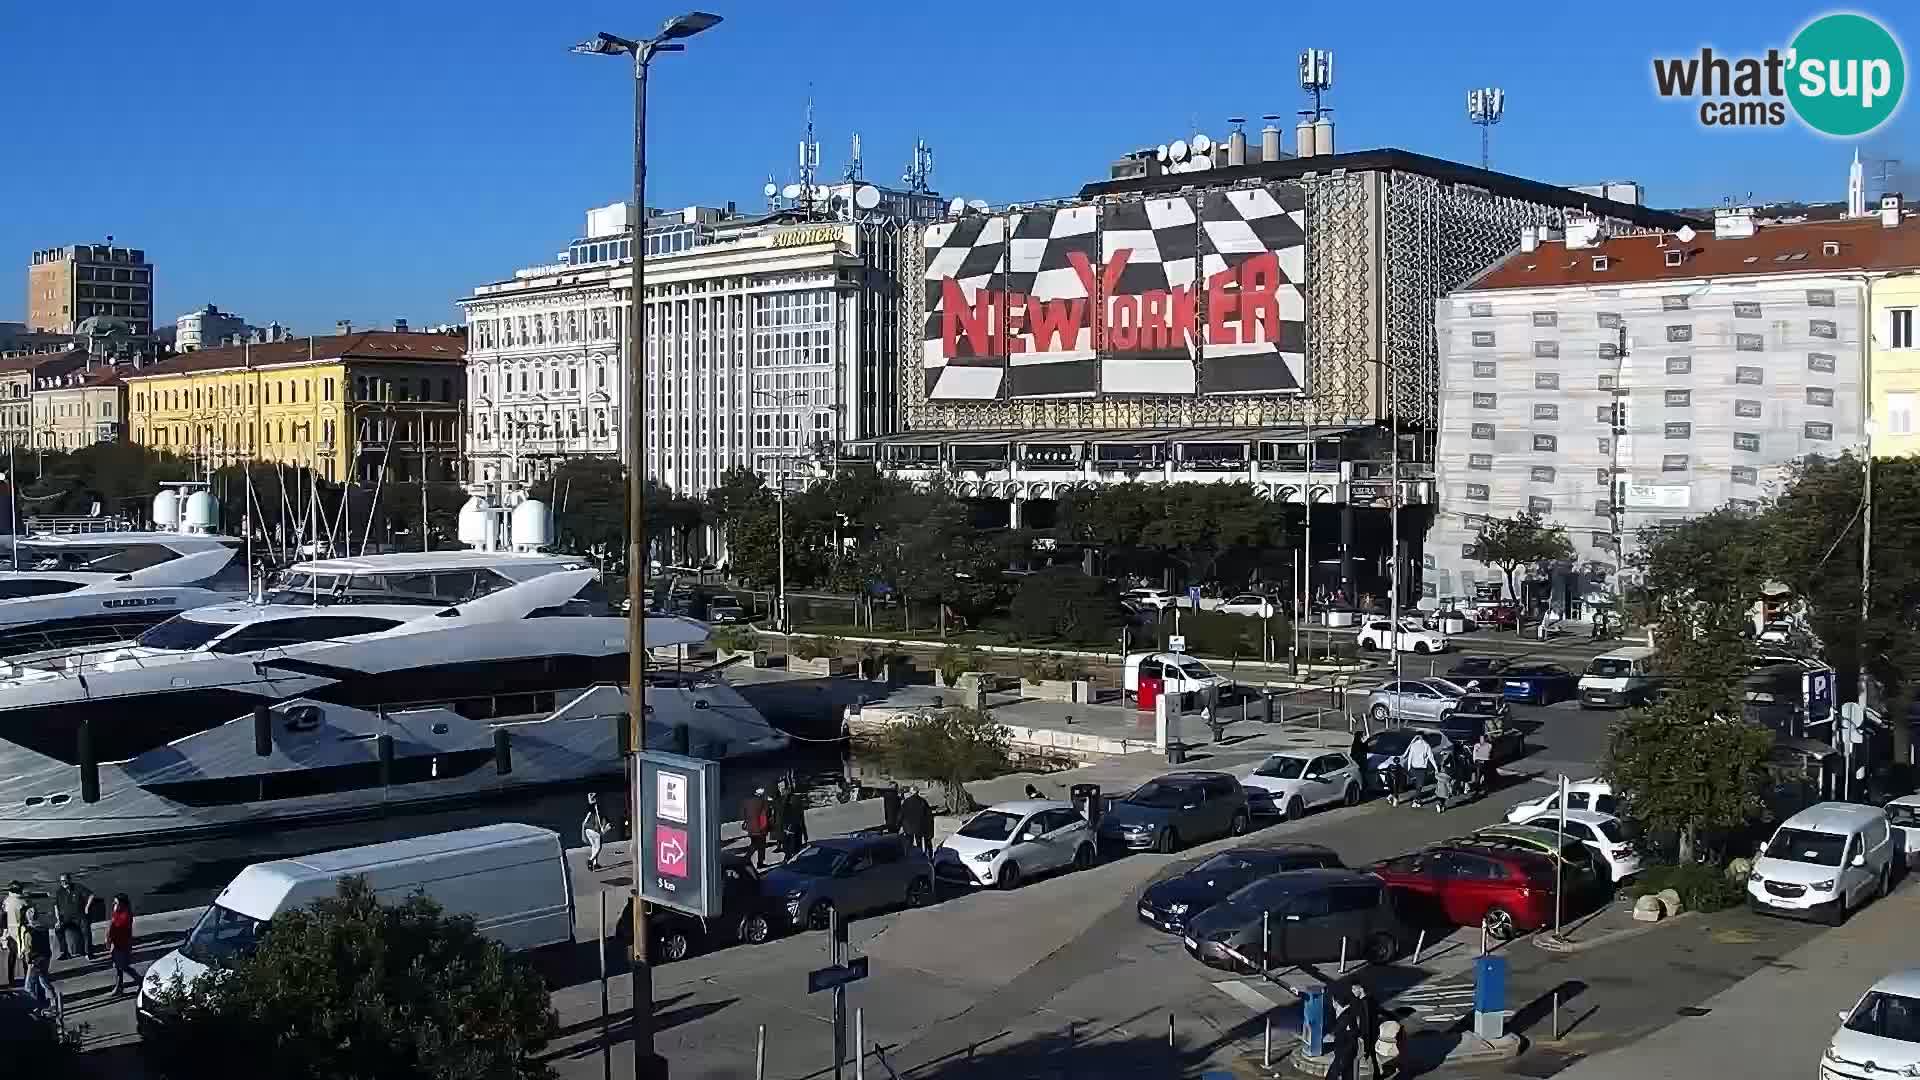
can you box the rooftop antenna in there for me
[1466,86,1505,170]
[843,132,864,183]
[797,93,821,219]
[902,138,935,194]
[1299,48,1334,122]
[764,172,780,212]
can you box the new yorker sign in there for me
[771,225,841,248]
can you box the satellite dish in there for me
[1156,144,1170,162]
[1192,133,1213,154]
[781,183,803,200]
[948,196,968,217]
[814,185,833,201]
[1170,139,1189,162]
[967,198,990,213]
[1675,225,1697,243]
[1191,153,1213,171]
[763,182,777,197]
[855,185,881,210]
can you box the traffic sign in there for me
[637,750,723,919]
[1187,586,1202,606]
[1168,634,1187,653]
[807,956,870,994]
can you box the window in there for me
[1734,399,1763,419]
[1809,352,1837,373]
[1662,454,1688,472]
[1662,295,1690,311]
[1530,465,1555,483]
[1535,372,1560,390]
[1533,341,1559,359]
[1666,356,1692,375]
[1811,319,1838,339]
[1465,483,1490,501]
[1807,386,1834,407]
[1533,434,1558,452]
[1468,302,1493,318]
[1736,366,1764,386]
[1532,311,1557,327]
[1471,330,1496,347]
[1806,421,1834,441]
[1735,301,1762,319]
[1533,403,1558,421]
[1472,392,1498,409]
[1735,432,1761,452]
[1665,389,1691,407]
[1889,393,1916,435]
[1470,423,1495,440]
[1598,373,1617,390]
[1893,308,1916,349]
[1472,361,1498,378]
[1664,422,1692,439]
[1597,312,1622,330]
[1329,883,1382,914]
[1807,288,1836,307]
[1467,453,1493,470]
[1666,324,1693,342]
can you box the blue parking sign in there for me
[1187,586,1201,606]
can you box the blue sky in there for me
[4,0,1914,334]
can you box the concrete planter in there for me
[718,648,767,668]
[1021,678,1079,702]
[790,655,849,677]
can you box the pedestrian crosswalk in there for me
[1391,979,1477,1025]
[1212,979,1288,1013]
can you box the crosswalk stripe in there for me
[1213,979,1286,1013]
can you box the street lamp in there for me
[572,13,721,1080]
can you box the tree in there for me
[1007,566,1126,644]
[870,707,1014,813]
[1607,509,1775,863]
[533,458,625,566]
[141,876,558,1080]
[1465,510,1574,618]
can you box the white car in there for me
[1517,808,1643,883]
[1241,749,1361,820]
[1356,618,1450,655]
[1125,588,1176,611]
[1217,594,1277,619]
[933,800,1095,889]
[1826,971,1920,1080]
[1505,780,1621,824]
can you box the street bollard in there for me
[1553,990,1560,1040]
[1264,1016,1273,1067]
[756,1025,767,1080]
[1413,929,1427,965]
[856,1008,865,1080]
[597,891,610,1080]
[1339,936,1348,974]
[1168,1012,1176,1050]
[1263,912,1271,977]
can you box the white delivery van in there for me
[1123,651,1229,699]
[1747,802,1894,925]
[139,823,573,1031]
[1577,646,1658,708]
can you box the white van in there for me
[1747,802,1894,925]
[1123,652,1229,699]
[138,823,573,1030]
[1577,646,1657,708]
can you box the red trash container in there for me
[1137,675,1163,712]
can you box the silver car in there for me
[1365,679,1467,724]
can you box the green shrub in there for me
[1631,862,1745,912]
[1007,568,1127,643]
[1023,652,1086,682]
[792,635,845,661]
[711,625,757,653]
[935,644,980,685]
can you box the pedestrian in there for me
[53,872,91,961]
[779,787,808,859]
[581,792,608,872]
[741,787,773,869]
[1326,994,1360,1080]
[1394,734,1437,807]
[2,880,25,987]
[1472,733,1496,795]
[1348,984,1381,1079]
[1348,727,1371,797]
[1024,783,1044,800]
[107,893,138,994]
[24,950,58,1022]
[900,787,934,854]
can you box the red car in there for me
[1370,845,1563,941]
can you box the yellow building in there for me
[1871,253,1920,458]
[125,330,466,482]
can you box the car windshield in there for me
[1889,804,1920,828]
[1255,756,1310,780]
[1366,731,1414,756]
[1426,680,1467,697]
[1594,819,1634,843]
[180,903,265,965]
[780,844,847,876]
[135,615,230,652]
[1765,828,1846,866]
[1174,661,1214,680]
[1586,658,1636,678]
[1848,991,1920,1043]
[1454,659,1503,674]
[1128,781,1194,808]
[1196,852,1262,875]
[957,811,1022,841]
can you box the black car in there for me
[1183,868,1409,973]
[1423,711,1523,765]
[1097,772,1251,853]
[1138,843,1343,934]
[1447,656,1511,690]
[639,856,781,962]
[1500,661,1580,705]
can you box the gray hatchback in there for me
[1097,771,1251,853]
[758,833,933,932]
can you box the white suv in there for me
[1357,618,1450,655]
[934,800,1095,889]
[1125,588,1176,611]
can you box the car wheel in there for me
[1364,931,1398,965]
[1278,796,1302,822]
[739,913,773,945]
[1343,784,1360,807]
[807,900,836,932]
[660,930,693,963]
[1073,844,1095,871]
[1371,704,1391,723]
[906,877,932,908]
[1438,708,1455,724]
[1156,828,1180,854]
[1414,642,1431,655]
[998,862,1022,890]
[1482,906,1518,941]
[1881,866,1893,900]
[1229,810,1250,837]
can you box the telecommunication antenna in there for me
[902,138,935,194]
[1467,86,1505,170]
[763,174,780,212]
[797,95,821,218]
[843,133,864,183]
[1299,48,1334,121]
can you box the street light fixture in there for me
[571,14,721,1080]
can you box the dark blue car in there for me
[1501,661,1579,705]
[1137,843,1342,933]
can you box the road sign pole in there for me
[831,909,846,1080]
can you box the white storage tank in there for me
[457,495,491,548]
[182,490,219,534]
[152,489,180,530]
[509,498,552,550]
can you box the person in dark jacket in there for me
[1325,995,1360,1080]
[778,788,809,858]
[899,788,934,853]
[1348,728,1371,795]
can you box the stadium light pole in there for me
[572,13,722,1080]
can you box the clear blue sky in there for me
[4,0,1913,334]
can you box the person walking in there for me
[581,793,608,872]
[740,787,774,869]
[1326,995,1361,1080]
[53,873,91,961]
[899,787,934,854]
[2,881,25,987]
[1347,985,1381,1079]
[1023,783,1044,801]
[1472,733,1496,796]
[1348,726,1371,797]
[106,894,138,995]
[1395,734,1437,807]
[778,787,809,860]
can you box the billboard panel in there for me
[921,185,1308,402]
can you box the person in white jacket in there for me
[1394,735,1438,807]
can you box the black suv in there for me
[1097,771,1251,853]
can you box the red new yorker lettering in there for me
[942,278,993,358]
[1023,297,1084,352]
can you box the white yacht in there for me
[0,548,789,851]
[0,527,248,657]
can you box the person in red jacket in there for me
[106,894,137,995]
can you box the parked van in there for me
[1124,652,1229,699]
[138,824,573,1031]
[1747,802,1894,925]
[1577,646,1657,708]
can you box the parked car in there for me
[759,833,934,931]
[1356,618,1450,654]
[1218,593,1277,618]
[1370,845,1567,940]
[706,595,747,624]
[1748,802,1895,925]
[1137,843,1343,934]
[1365,679,1466,725]
[1447,656,1511,690]
[934,800,1095,889]
[1125,588,1177,611]
[1097,772,1251,853]
[1505,780,1620,824]
[1422,711,1524,765]
[1241,749,1362,820]
[1360,728,1454,792]
[1825,971,1920,1080]
[1578,647,1659,708]
[1514,808,1643,883]
[1183,869,1408,973]
[1473,603,1520,631]
[1457,826,1607,895]
[644,856,780,961]
[1124,652,1230,699]
[1501,661,1580,706]
[1888,795,1920,869]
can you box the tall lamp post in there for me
[572,14,722,1080]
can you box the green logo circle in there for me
[1787,13,1906,137]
